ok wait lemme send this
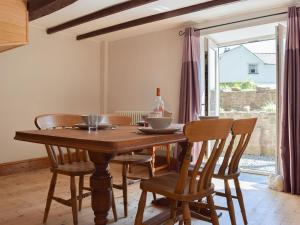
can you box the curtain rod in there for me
[179,11,287,36]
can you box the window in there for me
[248,64,258,74]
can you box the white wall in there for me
[0,27,101,163]
[219,47,276,84]
[220,47,260,82]
[106,28,183,121]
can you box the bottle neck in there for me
[156,88,160,97]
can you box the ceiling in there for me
[208,23,279,45]
[30,0,298,42]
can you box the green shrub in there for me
[220,80,256,91]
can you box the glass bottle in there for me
[153,88,164,117]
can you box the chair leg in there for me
[207,194,219,225]
[122,163,128,217]
[225,179,237,225]
[111,188,118,222]
[70,176,78,225]
[78,175,84,211]
[147,162,157,202]
[182,201,191,225]
[43,172,57,224]
[128,153,133,173]
[128,164,133,173]
[134,190,147,225]
[166,144,171,171]
[234,178,248,225]
[165,219,176,225]
[165,200,178,225]
[152,146,156,173]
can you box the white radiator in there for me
[114,111,151,125]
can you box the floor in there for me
[0,165,299,225]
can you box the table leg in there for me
[89,152,113,225]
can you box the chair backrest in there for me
[102,114,132,126]
[163,110,173,117]
[199,116,219,120]
[217,118,257,176]
[176,119,233,195]
[35,114,88,168]
[35,114,83,130]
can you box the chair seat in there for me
[55,161,95,176]
[140,172,214,202]
[111,154,152,164]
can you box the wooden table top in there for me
[15,126,187,154]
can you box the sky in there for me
[219,39,276,54]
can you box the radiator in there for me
[114,111,151,125]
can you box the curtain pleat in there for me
[281,6,300,194]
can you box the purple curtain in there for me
[281,6,300,194]
[178,28,201,164]
[178,28,201,123]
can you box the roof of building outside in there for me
[220,45,275,65]
[253,53,276,65]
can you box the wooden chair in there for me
[102,114,132,125]
[104,114,156,218]
[114,111,172,173]
[134,119,233,225]
[148,110,172,173]
[149,110,173,173]
[199,116,219,120]
[211,118,257,225]
[35,114,117,225]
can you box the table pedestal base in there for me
[89,152,113,225]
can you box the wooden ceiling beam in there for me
[47,0,159,34]
[77,0,242,40]
[28,0,78,21]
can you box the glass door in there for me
[201,23,286,175]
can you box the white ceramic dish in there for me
[145,117,172,129]
[138,127,180,134]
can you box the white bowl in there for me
[145,117,172,129]
[81,115,103,125]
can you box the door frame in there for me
[275,23,286,175]
[202,32,283,174]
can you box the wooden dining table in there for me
[14,125,187,225]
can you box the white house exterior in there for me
[219,45,276,86]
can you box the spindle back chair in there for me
[102,114,132,126]
[150,110,173,173]
[216,118,257,176]
[103,114,156,218]
[135,119,233,225]
[35,114,117,225]
[212,118,257,225]
[35,114,89,169]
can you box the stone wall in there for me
[220,89,276,111]
[220,111,276,156]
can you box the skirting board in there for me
[0,157,50,176]
[0,155,177,177]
